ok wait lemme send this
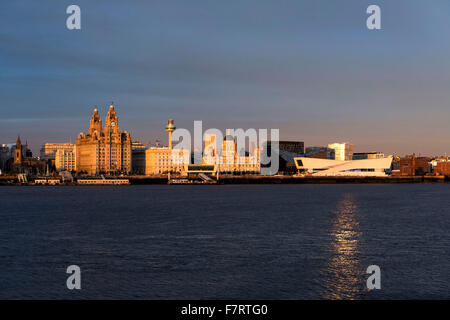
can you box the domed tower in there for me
[88,107,103,138]
[105,103,119,128]
[104,102,120,140]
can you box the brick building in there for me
[397,153,430,176]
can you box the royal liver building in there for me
[76,103,132,175]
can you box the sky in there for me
[1,0,450,156]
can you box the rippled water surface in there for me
[1,184,450,299]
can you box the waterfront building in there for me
[432,160,450,176]
[55,148,77,172]
[76,104,132,175]
[205,132,260,174]
[234,154,261,173]
[327,142,354,161]
[294,156,393,176]
[131,141,147,174]
[261,141,304,174]
[203,133,217,165]
[145,147,189,175]
[279,141,305,154]
[40,143,75,160]
[304,146,334,159]
[132,120,190,176]
[394,153,430,176]
[221,131,237,170]
[353,152,385,160]
[132,141,146,150]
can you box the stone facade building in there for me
[76,104,132,175]
[203,132,260,174]
[55,147,77,172]
[145,147,189,175]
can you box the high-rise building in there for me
[203,133,217,165]
[40,143,75,160]
[55,147,77,172]
[222,130,236,167]
[327,142,354,161]
[76,104,132,175]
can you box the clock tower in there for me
[14,135,23,164]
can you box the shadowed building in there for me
[76,104,132,175]
[305,146,334,159]
[9,136,50,175]
[262,141,304,174]
[14,136,23,164]
[131,141,147,174]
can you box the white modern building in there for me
[327,142,354,161]
[294,156,393,176]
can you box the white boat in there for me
[77,178,130,185]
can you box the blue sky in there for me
[1,1,450,155]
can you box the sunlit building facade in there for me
[145,147,190,175]
[131,141,147,174]
[40,143,75,160]
[204,133,260,174]
[352,152,384,160]
[55,148,77,172]
[76,104,132,175]
[327,142,354,161]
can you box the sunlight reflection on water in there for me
[322,193,364,299]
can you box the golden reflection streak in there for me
[322,193,363,300]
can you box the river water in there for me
[0,184,449,299]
